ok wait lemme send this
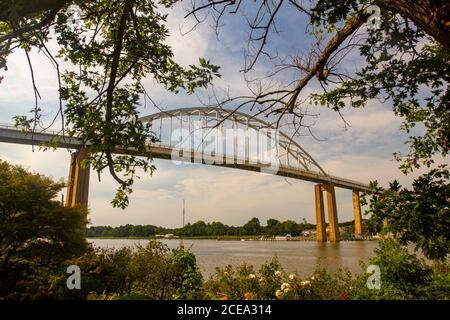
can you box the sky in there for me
[0,3,443,228]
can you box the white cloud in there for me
[0,143,70,180]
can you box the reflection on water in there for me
[89,238,379,278]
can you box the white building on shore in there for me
[275,234,292,241]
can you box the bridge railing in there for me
[0,123,67,136]
[151,142,369,189]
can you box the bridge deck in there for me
[0,125,370,192]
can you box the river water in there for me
[88,238,380,278]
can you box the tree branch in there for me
[0,0,71,21]
[375,0,450,50]
[0,6,62,44]
[104,0,133,187]
[284,11,369,113]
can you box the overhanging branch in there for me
[104,0,133,188]
[0,7,62,44]
[0,0,71,21]
[284,11,369,113]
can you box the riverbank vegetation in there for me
[87,218,372,240]
[87,218,314,238]
[1,161,448,300]
[2,237,449,300]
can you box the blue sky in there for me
[0,3,443,228]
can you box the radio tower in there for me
[182,199,186,227]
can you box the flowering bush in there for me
[204,258,282,300]
[203,239,450,300]
[203,257,355,300]
[5,238,448,300]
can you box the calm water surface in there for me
[88,238,379,278]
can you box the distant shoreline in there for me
[87,236,373,241]
[87,236,276,240]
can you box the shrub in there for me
[171,246,204,299]
[429,261,450,299]
[350,239,449,300]
[51,241,205,300]
[116,241,204,300]
[127,241,177,299]
[359,239,432,299]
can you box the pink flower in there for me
[301,280,311,287]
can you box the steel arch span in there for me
[139,106,327,176]
[0,107,370,191]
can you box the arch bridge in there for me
[0,107,369,242]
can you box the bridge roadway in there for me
[0,124,369,192]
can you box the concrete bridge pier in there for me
[66,147,90,208]
[314,184,327,242]
[324,183,339,242]
[314,183,339,242]
[352,190,363,236]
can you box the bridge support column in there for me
[325,183,339,242]
[66,148,90,208]
[314,184,327,242]
[352,190,363,236]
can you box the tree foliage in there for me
[87,217,318,237]
[0,159,88,299]
[310,6,449,173]
[363,167,450,261]
[0,0,220,208]
[87,224,169,238]
[0,159,88,269]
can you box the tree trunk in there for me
[0,0,71,21]
[377,0,450,49]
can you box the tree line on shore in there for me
[87,218,313,238]
[86,218,369,238]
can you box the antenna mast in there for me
[183,199,185,227]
